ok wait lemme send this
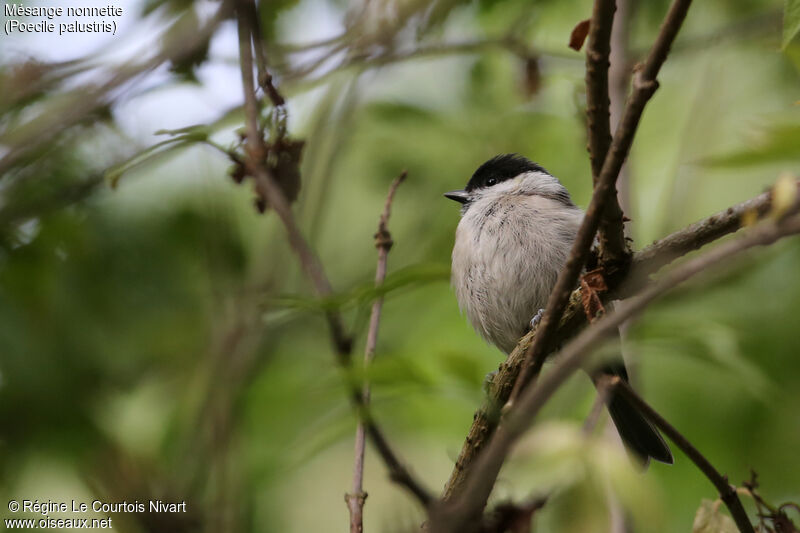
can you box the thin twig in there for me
[236,5,351,355]
[235,9,430,506]
[346,171,408,533]
[432,213,800,532]
[603,376,755,533]
[243,0,286,108]
[585,0,615,182]
[585,0,629,264]
[631,183,799,279]
[363,416,434,507]
[508,0,695,407]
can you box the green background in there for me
[0,0,799,531]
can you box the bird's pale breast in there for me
[451,194,582,354]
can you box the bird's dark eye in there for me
[486,178,497,186]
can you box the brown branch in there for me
[235,5,351,355]
[631,184,798,278]
[433,212,800,532]
[585,0,615,181]
[362,416,434,507]
[235,5,429,506]
[508,0,695,408]
[244,1,286,108]
[236,7,263,159]
[602,376,755,533]
[349,176,432,507]
[440,179,799,502]
[346,171,407,533]
[440,332,536,501]
[585,0,629,264]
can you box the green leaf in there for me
[784,0,800,49]
[266,263,450,314]
[154,124,211,138]
[692,499,739,533]
[104,132,209,188]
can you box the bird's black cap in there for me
[465,154,549,192]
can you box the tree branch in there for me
[362,416,434,508]
[346,171,408,533]
[236,4,351,355]
[433,211,800,532]
[601,376,755,533]
[586,0,615,183]
[508,0,695,409]
[235,5,430,507]
[631,184,799,279]
[244,1,285,108]
[585,0,629,265]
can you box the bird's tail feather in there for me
[605,386,674,466]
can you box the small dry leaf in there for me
[267,138,305,206]
[569,19,591,51]
[692,499,739,533]
[771,172,798,219]
[580,268,608,322]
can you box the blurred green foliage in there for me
[0,0,799,532]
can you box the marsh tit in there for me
[446,154,673,465]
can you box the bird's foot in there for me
[530,308,545,329]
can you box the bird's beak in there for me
[444,190,470,204]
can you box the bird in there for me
[445,153,673,466]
